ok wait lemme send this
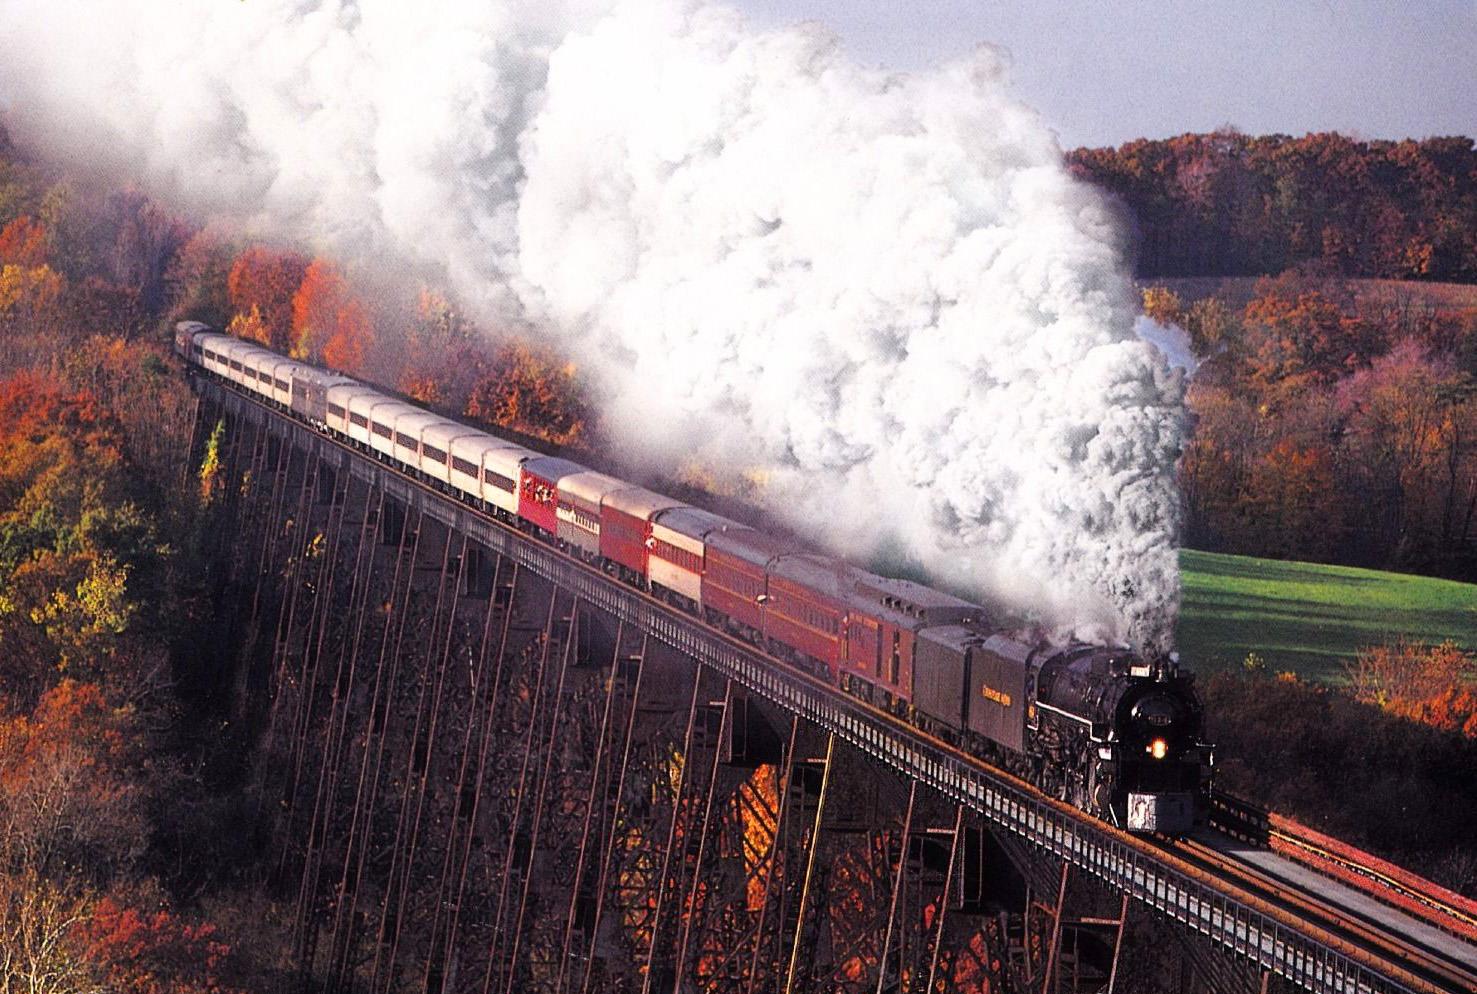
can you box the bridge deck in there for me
[1211,836,1477,975]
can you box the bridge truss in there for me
[188,377,1473,994]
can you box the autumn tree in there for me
[0,681,147,881]
[0,264,63,324]
[1243,439,1341,560]
[465,343,588,445]
[1345,639,1477,737]
[58,336,197,501]
[395,289,488,411]
[1071,132,1477,282]
[63,278,144,341]
[1334,341,1477,567]
[0,216,48,267]
[226,305,270,347]
[291,258,372,372]
[163,230,232,327]
[0,872,105,994]
[1182,296,1239,355]
[226,246,306,351]
[0,264,66,370]
[94,190,186,313]
[79,897,244,994]
[1240,273,1378,398]
[33,184,92,280]
[0,373,175,699]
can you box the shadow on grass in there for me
[1177,551,1477,683]
[1183,588,1476,634]
[1189,554,1393,590]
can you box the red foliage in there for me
[291,258,372,372]
[80,897,241,994]
[226,246,306,351]
[0,215,48,267]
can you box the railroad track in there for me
[1210,791,1477,946]
[1174,832,1477,994]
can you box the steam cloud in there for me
[0,0,1185,649]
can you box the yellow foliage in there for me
[226,304,271,346]
[1141,285,1184,326]
[0,263,64,318]
[31,555,134,667]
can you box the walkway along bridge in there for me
[186,372,1477,994]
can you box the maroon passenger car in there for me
[701,528,797,639]
[765,554,853,679]
[844,574,980,712]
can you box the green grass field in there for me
[1176,549,1477,684]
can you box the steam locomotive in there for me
[176,321,1212,834]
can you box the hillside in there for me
[1146,276,1477,321]
[1177,549,1477,683]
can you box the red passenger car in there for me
[519,456,585,535]
[599,486,683,581]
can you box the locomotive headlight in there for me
[1148,738,1168,760]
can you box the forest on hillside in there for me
[1070,132,1477,282]
[0,124,1473,989]
[1145,273,1477,581]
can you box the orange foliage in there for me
[291,258,372,372]
[0,680,144,877]
[226,246,306,351]
[399,372,446,407]
[322,299,370,371]
[0,369,118,458]
[1346,639,1477,737]
[1244,439,1340,559]
[465,343,587,446]
[0,214,48,266]
[1242,274,1378,394]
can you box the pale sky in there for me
[729,0,1477,148]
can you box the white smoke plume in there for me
[1135,315,1199,377]
[0,0,1185,649]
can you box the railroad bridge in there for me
[186,374,1477,994]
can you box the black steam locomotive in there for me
[913,628,1209,833]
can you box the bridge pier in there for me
[204,421,1061,994]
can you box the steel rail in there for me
[195,375,1474,994]
[1210,790,1477,944]
[1175,838,1477,994]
